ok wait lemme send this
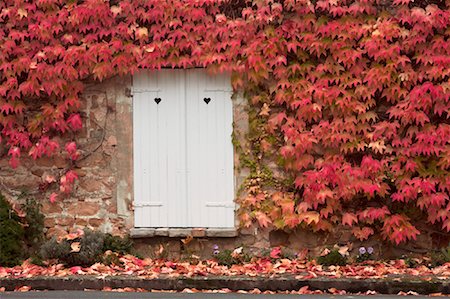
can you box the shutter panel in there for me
[133,70,187,227]
[186,69,234,228]
[134,69,234,228]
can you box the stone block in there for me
[46,227,67,239]
[75,218,88,226]
[67,201,100,216]
[78,178,104,192]
[154,228,169,237]
[206,228,238,238]
[130,228,155,238]
[269,230,290,247]
[57,217,75,226]
[44,218,56,228]
[168,229,191,238]
[42,202,62,214]
[192,228,206,238]
[88,218,104,227]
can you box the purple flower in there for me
[359,247,367,255]
[213,244,219,250]
[213,250,220,255]
[367,247,374,254]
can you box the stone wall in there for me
[0,75,134,238]
[0,74,436,259]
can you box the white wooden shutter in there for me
[133,69,234,228]
[186,69,234,228]
[133,70,187,227]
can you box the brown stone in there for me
[76,152,108,168]
[106,202,117,213]
[288,228,325,250]
[88,218,104,227]
[42,202,63,214]
[67,201,100,216]
[192,228,206,238]
[269,230,290,247]
[1,174,40,189]
[46,226,67,239]
[75,218,88,226]
[30,167,45,177]
[239,226,257,236]
[57,217,75,226]
[35,156,67,168]
[76,169,87,177]
[78,179,104,192]
[106,136,117,147]
[44,218,56,228]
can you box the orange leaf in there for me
[342,213,358,226]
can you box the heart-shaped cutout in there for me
[154,97,161,104]
[204,97,211,104]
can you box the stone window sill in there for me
[130,228,238,238]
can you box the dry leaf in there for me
[259,103,270,116]
[70,242,81,252]
[320,248,330,256]
[338,245,349,256]
[181,235,193,245]
[16,286,31,292]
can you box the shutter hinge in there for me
[205,202,235,208]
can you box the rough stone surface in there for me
[0,275,449,294]
[0,76,134,238]
[269,230,290,247]
[206,228,238,238]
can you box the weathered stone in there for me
[269,230,290,247]
[42,202,62,214]
[106,136,117,147]
[130,228,155,238]
[206,229,238,238]
[106,202,117,213]
[154,228,169,237]
[75,218,88,226]
[239,226,257,236]
[192,228,206,238]
[67,202,100,216]
[57,217,75,226]
[46,227,67,238]
[75,152,106,168]
[44,218,56,227]
[288,228,325,250]
[35,156,67,168]
[88,218,104,227]
[78,179,104,192]
[168,229,191,238]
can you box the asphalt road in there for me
[0,292,443,299]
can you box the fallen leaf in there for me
[320,248,330,256]
[16,286,31,292]
[71,242,81,252]
[181,235,193,245]
[338,245,349,256]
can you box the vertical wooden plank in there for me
[160,69,188,227]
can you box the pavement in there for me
[0,275,449,295]
[0,293,446,299]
